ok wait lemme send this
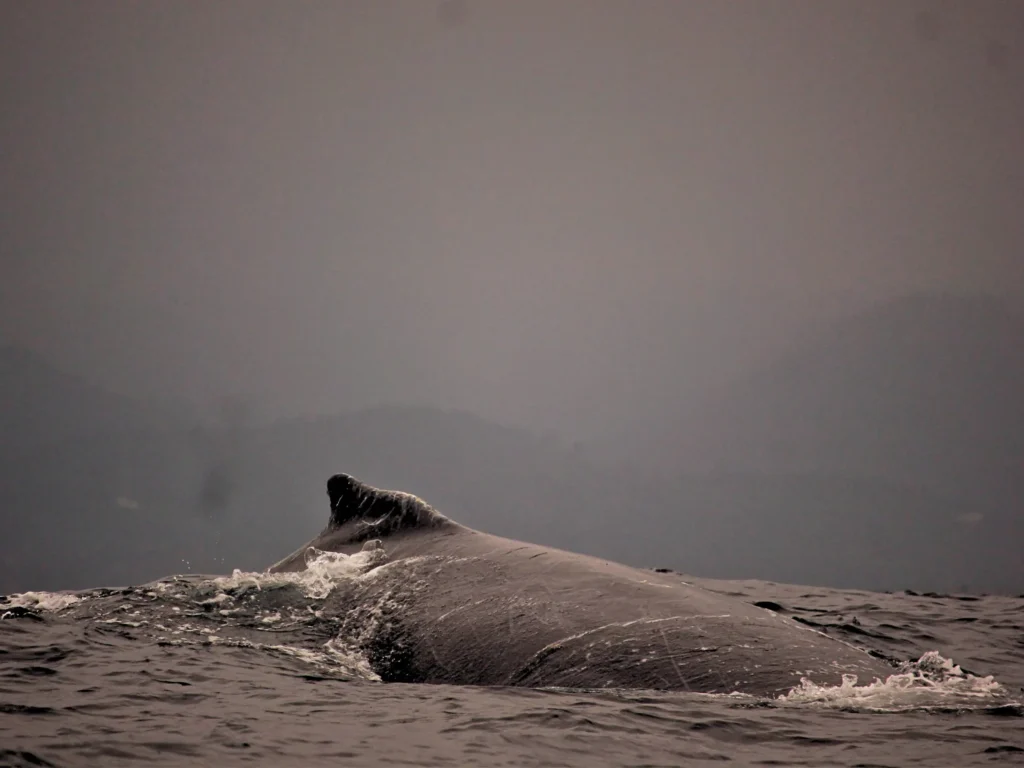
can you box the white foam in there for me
[97,618,147,628]
[1,591,82,613]
[211,540,388,600]
[322,636,381,681]
[155,633,380,681]
[198,593,232,606]
[778,651,1013,711]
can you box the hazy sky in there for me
[2,0,1022,437]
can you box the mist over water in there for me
[1,2,1022,432]
[1,2,1023,597]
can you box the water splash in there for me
[779,651,1014,712]
[1,591,82,614]
[211,540,388,599]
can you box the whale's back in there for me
[267,474,895,693]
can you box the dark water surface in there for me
[2,566,1021,767]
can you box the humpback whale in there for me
[269,474,895,695]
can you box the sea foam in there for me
[779,651,1013,712]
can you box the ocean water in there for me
[1,554,1021,768]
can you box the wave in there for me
[2,547,1019,714]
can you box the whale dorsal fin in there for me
[326,473,373,527]
[325,473,448,534]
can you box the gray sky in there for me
[2,0,1022,437]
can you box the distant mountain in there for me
[1,342,1020,596]
[0,345,193,455]
[605,294,1024,505]
[596,471,1017,594]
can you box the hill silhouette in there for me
[1,326,1019,596]
[600,294,1023,525]
[0,345,192,456]
[630,296,1021,477]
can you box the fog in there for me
[1,2,1022,594]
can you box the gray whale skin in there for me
[269,473,894,695]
